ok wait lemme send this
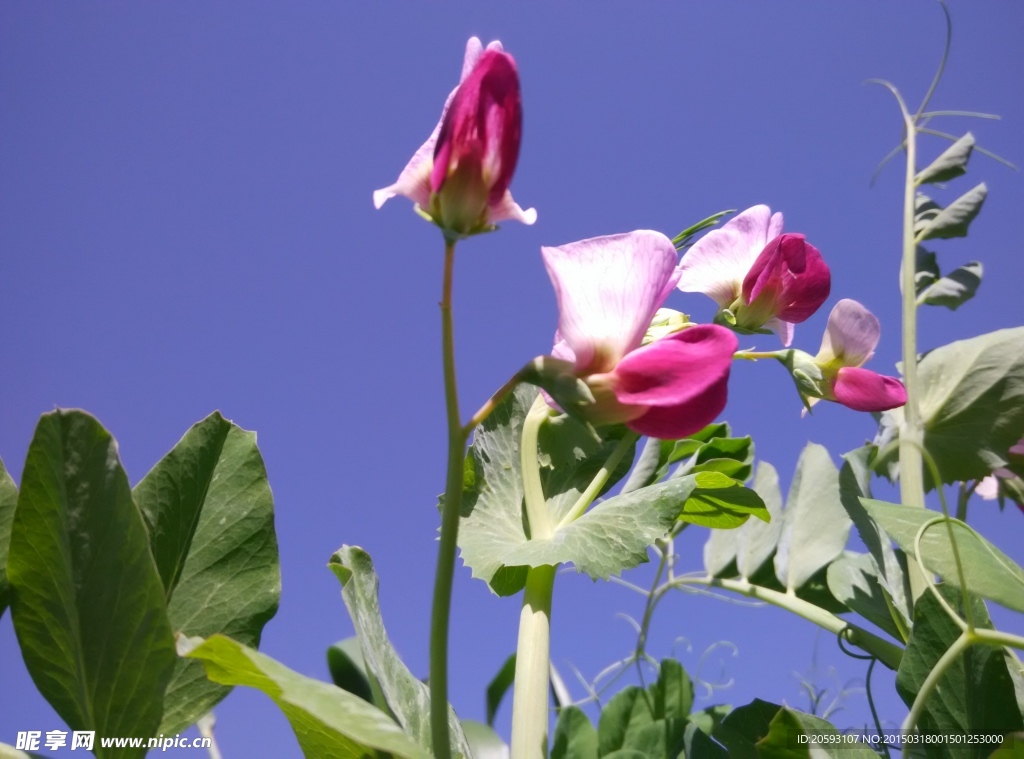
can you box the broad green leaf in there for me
[861,499,1024,613]
[711,698,781,759]
[774,444,851,591]
[896,586,1023,757]
[839,447,911,631]
[654,658,694,722]
[989,736,1024,758]
[461,720,509,759]
[915,247,941,295]
[879,327,1024,486]
[499,476,699,579]
[703,522,739,577]
[919,261,982,310]
[327,638,375,705]
[486,654,517,726]
[134,412,281,734]
[0,456,17,620]
[916,132,975,185]
[621,423,750,493]
[330,546,472,758]
[683,722,728,759]
[680,471,769,530]
[687,704,732,737]
[7,411,175,759]
[184,634,428,758]
[551,706,598,759]
[758,707,879,758]
[826,551,904,640]
[597,687,654,755]
[915,183,987,241]
[735,462,785,580]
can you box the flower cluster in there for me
[376,39,907,435]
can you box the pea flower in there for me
[542,231,738,439]
[675,205,830,346]
[976,440,1024,512]
[785,299,907,412]
[373,37,536,238]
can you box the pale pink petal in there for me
[461,37,486,80]
[610,325,738,439]
[765,317,795,347]
[488,189,537,225]
[676,205,778,307]
[817,299,881,367]
[833,367,907,412]
[542,231,678,374]
[976,476,999,500]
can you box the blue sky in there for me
[2,2,1023,755]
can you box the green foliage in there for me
[621,422,755,493]
[861,499,1024,614]
[758,706,879,759]
[919,261,983,310]
[7,411,176,759]
[710,698,780,758]
[915,183,987,241]
[0,456,17,620]
[330,545,472,759]
[456,386,766,592]
[327,637,376,705]
[896,586,1023,757]
[826,551,905,641]
[552,707,599,759]
[461,720,509,759]
[486,653,517,726]
[874,327,1024,486]
[916,132,975,185]
[134,412,281,734]
[184,634,428,758]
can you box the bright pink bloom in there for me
[373,38,536,237]
[676,205,830,346]
[542,231,738,439]
[814,300,906,412]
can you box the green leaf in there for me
[758,707,879,758]
[327,638,375,705]
[919,261,983,310]
[711,698,781,759]
[654,658,694,722]
[7,411,176,759]
[551,706,598,759]
[680,471,769,530]
[461,720,509,759]
[0,456,18,620]
[498,476,699,580]
[896,586,1023,756]
[672,209,735,249]
[330,546,472,758]
[184,634,428,758]
[683,722,728,759]
[915,247,941,295]
[860,499,1024,613]
[735,462,785,580]
[486,654,517,726]
[774,444,851,592]
[621,423,751,493]
[916,183,987,241]
[687,704,732,737]
[703,521,740,577]
[134,412,281,734]
[826,551,904,640]
[916,132,975,185]
[597,687,654,755]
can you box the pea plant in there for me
[1,4,1021,758]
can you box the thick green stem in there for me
[898,106,931,603]
[429,239,466,759]
[511,564,557,759]
[522,396,553,540]
[556,432,638,529]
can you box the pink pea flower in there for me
[675,205,830,346]
[542,231,738,439]
[812,299,907,412]
[373,38,536,238]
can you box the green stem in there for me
[556,432,638,529]
[666,575,904,670]
[522,396,553,539]
[901,631,971,758]
[510,564,557,759]
[897,94,931,604]
[429,239,467,759]
[464,366,527,435]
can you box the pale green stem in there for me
[666,575,903,670]
[463,366,527,436]
[901,631,971,758]
[521,396,553,540]
[430,239,466,759]
[511,564,557,759]
[556,432,638,529]
[734,351,782,361]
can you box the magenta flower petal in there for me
[742,234,831,323]
[817,299,880,367]
[542,231,679,374]
[833,367,907,412]
[610,325,738,439]
[373,38,488,211]
[676,205,783,307]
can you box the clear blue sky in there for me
[2,2,1022,755]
